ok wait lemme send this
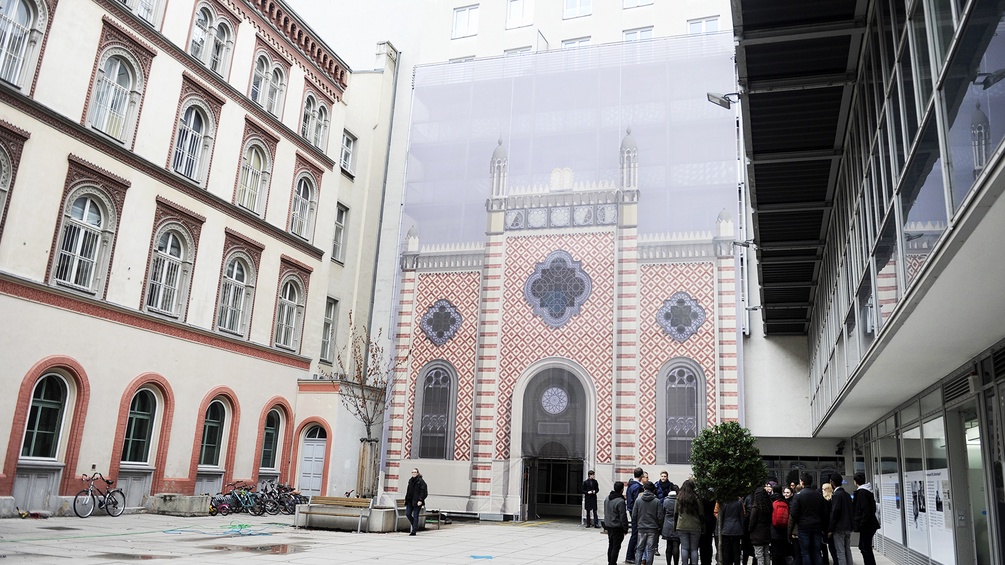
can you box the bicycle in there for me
[73,472,126,518]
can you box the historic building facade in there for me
[384,134,739,518]
[0,0,395,515]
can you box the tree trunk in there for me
[357,439,380,498]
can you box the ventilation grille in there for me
[943,375,973,405]
[994,346,1005,379]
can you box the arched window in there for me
[217,254,255,337]
[146,225,194,317]
[0,0,45,88]
[313,104,328,148]
[274,278,304,349]
[236,143,270,214]
[251,55,269,105]
[656,359,705,464]
[121,389,156,463]
[0,146,11,223]
[21,374,66,459]
[289,176,315,239]
[189,5,232,76]
[266,67,285,115]
[172,102,214,182]
[91,55,134,140]
[301,95,316,139]
[413,363,456,460]
[53,192,115,293]
[199,400,225,466]
[306,425,326,439]
[260,409,280,469]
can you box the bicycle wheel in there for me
[218,503,231,516]
[104,490,126,517]
[73,490,95,518]
[264,498,280,515]
[249,495,266,516]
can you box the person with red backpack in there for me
[770,484,792,565]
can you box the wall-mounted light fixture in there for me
[732,239,756,248]
[707,92,740,110]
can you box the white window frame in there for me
[88,50,142,145]
[145,225,195,319]
[623,0,652,8]
[119,0,165,26]
[274,277,305,350]
[688,16,719,34]
[623,26,653,42]
[236,141,271,215]
[216,253,255,338]
[301,94,329,150]
[562,37,590,49]
[0,0,47,89]
[332,204,347,263]
[51,188,117,296]
[340,130,356,174]
[289,176,316,240]
[320,298,338,362]
[452,5,479,39]
[172,99,214,183]
[506,0,533,29]
[250,53,285,117]
[563,0,591,19]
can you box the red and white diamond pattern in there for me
[496,232,616,461]
[401,271,481,461]
[638,262,718,465]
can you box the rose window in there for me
[524,250,592,328]
[656,291,706,342]
[419,299,462,346]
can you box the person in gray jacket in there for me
[605,481,630,565]
[633,481,666,565]
[661,490,681,565]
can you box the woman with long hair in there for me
[749,488,773,565]
[674,480,704,565]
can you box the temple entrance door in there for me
[521,366,588,519]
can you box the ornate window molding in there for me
[412,361,457,460]
[656,291,706,342]
[524,250,592,328]
[655,358,706,464]
[419,299,463,346]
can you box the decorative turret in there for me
[490,139,508,197]
[401,225,420,270]
[619,127,638,190]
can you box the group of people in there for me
[588,468,880,565]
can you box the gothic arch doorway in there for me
[521,367,587,519]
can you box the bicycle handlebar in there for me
[81,472,114,485]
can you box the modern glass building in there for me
[734,0,1005,563]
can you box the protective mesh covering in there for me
[522,367,587,458]
[401,32,738,245]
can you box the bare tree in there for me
[331,313,405,497]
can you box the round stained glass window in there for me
[541,386,569,415]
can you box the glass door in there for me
[946,401,988,565]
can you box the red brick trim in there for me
[27,0,58,98]
[0,276,310,369]
[187,387,241,493]
[138,198,207,318]
[0,120,30,240]
[294,153,324,192]
[108,373,176,495]
[251,398,294,485]
[270,257,312,350]
[253,35,292,70]
[290,418,332,494]
[0,355,90,497]
[231,118,280,214]
[164,74,226,182]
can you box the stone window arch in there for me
[655,358,706,464]
[412,361,457,460]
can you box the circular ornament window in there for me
[541,386,569,415]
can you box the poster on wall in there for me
[879,473,903,541]
[926,468,955,565]
[905,470,929,554]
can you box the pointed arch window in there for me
[121,389,156,463]
[21,374,66,459]
[413,363,457,460]
[656,359,705,464]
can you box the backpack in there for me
[771,499,789,528]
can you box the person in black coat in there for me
[748,488,772,565]
[404,468,428,536]
[852,473,879,565]
[605,481,631,565]
[583,470,601,528]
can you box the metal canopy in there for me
[732,0,867,335]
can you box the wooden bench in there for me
[394,498,445,531]
[299,496,373,533]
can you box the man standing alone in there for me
[788,472,826,565]
[852,473,878,565]
[404,468,427,536]
[828,473,854,565]
[605,481,630,565]
[584,470,601,528]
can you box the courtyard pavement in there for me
[0,512,899,565]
